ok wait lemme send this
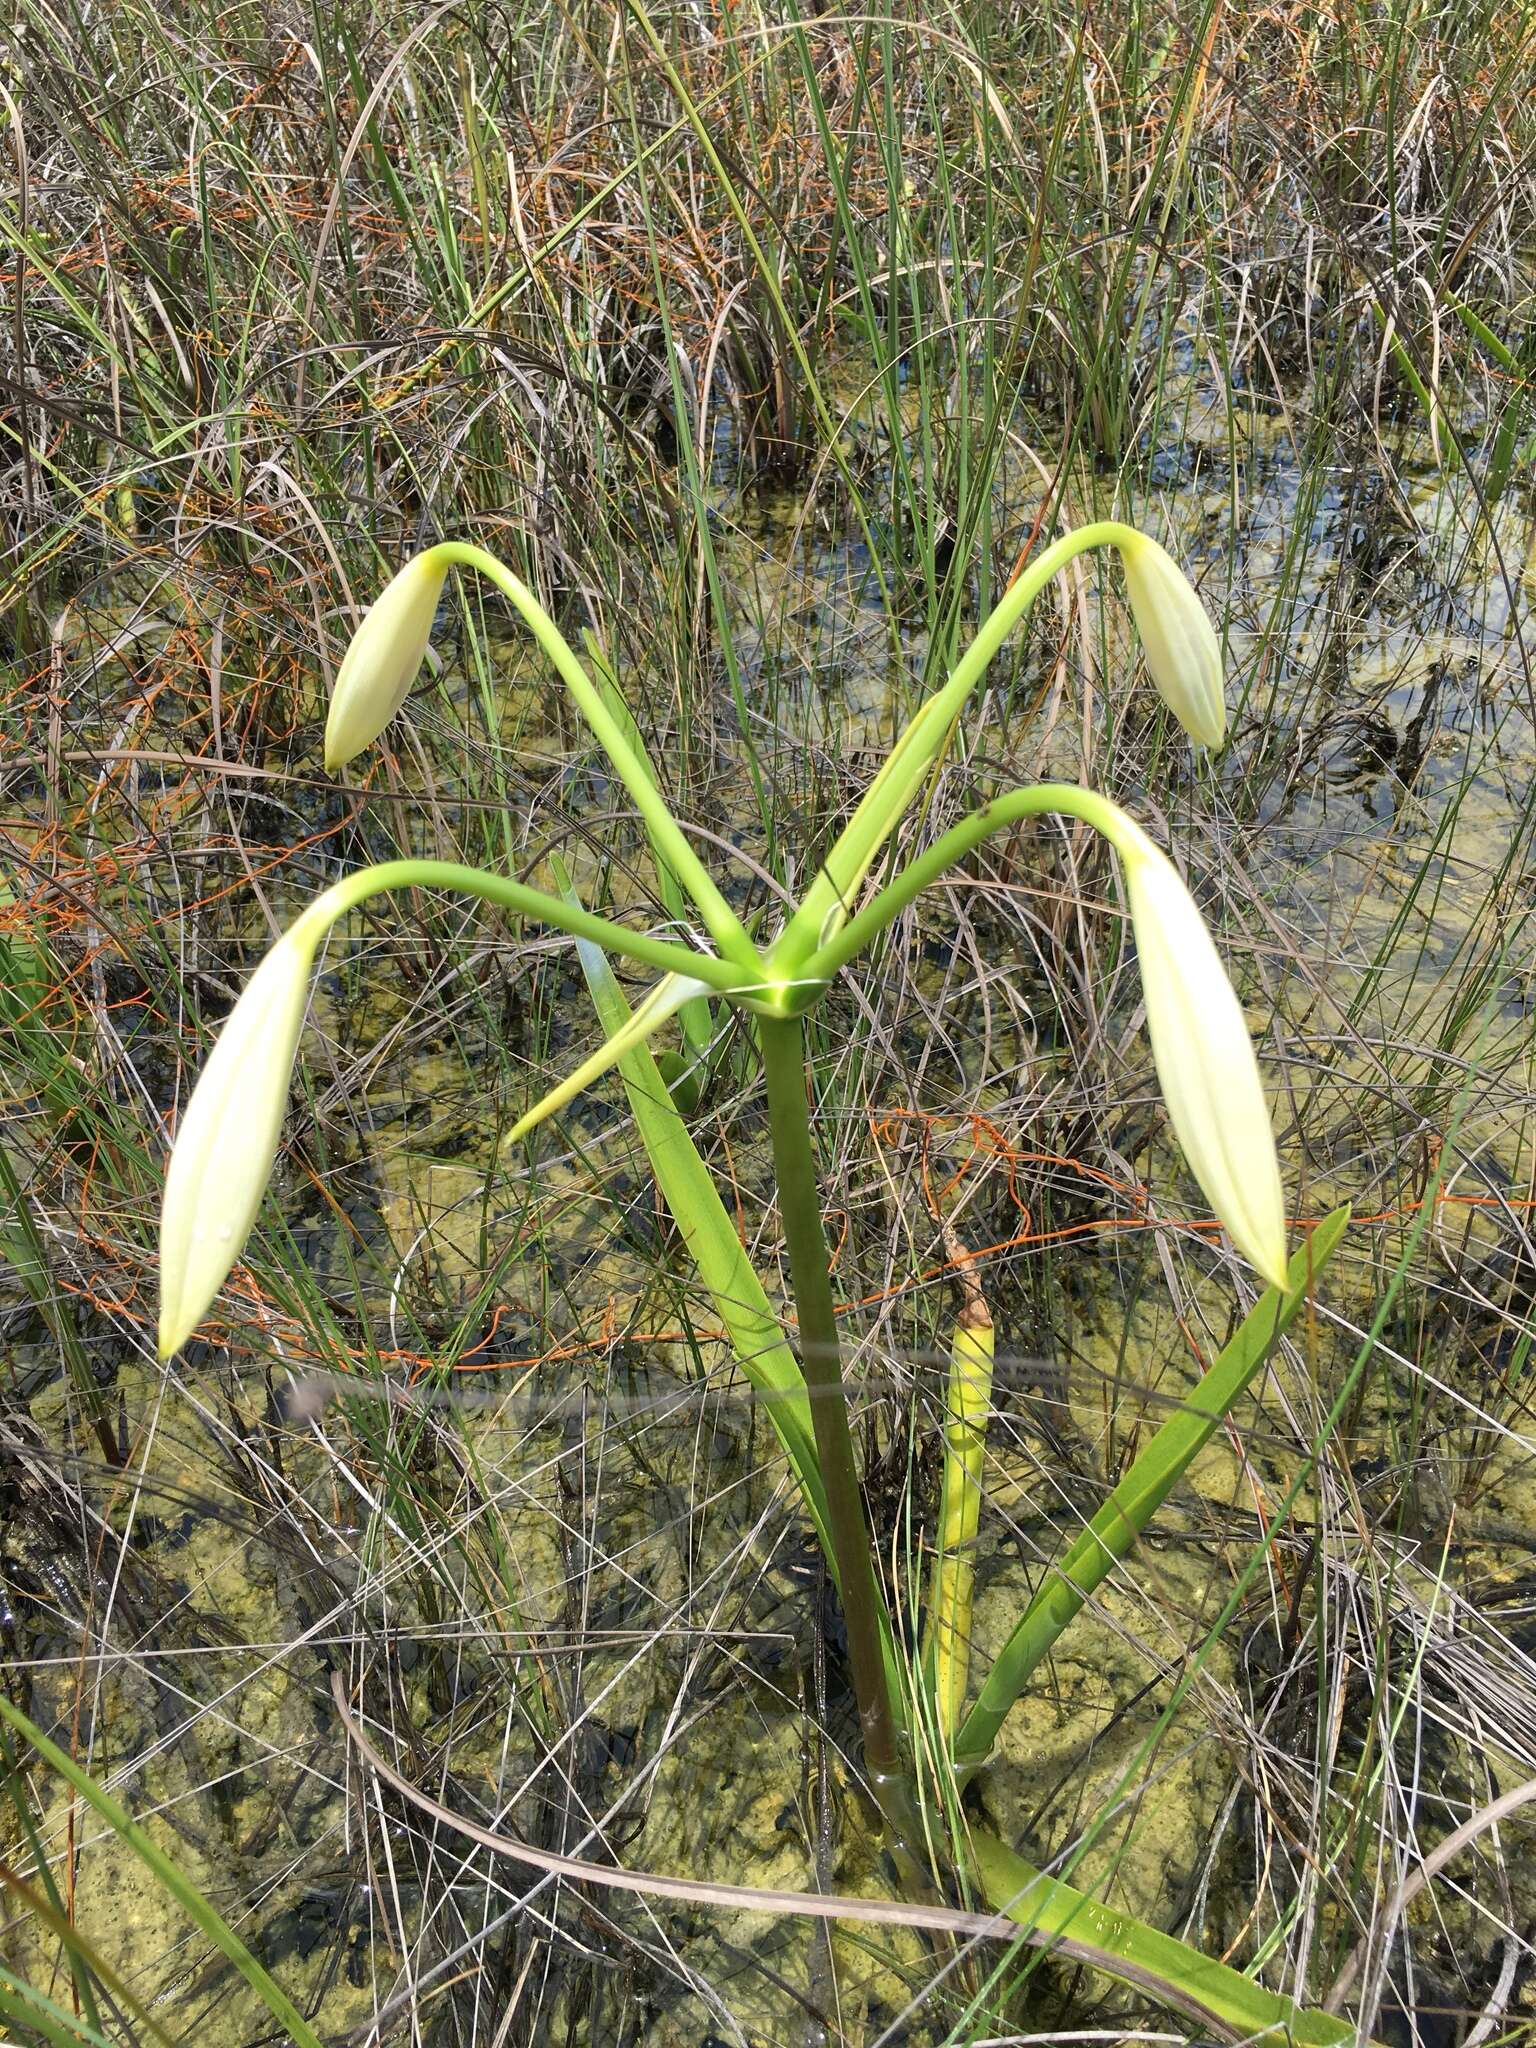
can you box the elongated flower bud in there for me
[1119,825,1287,1287]
[325,551,449,771]
[158,918,323,1357]
[1117,533,1226,749]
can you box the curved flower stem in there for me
[304,858,752,995]
[773,524,1141,976]
[427,541,763,979]
[758,1013,907,1794]
[798,782,1138,992]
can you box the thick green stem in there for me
[758,1013,905,1782]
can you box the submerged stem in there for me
[758,1014,906,1788]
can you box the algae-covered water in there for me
[5,381,1536,2045]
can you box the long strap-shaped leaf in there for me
[968,1828,1363,2046]
[925,1306,995,1740]
[955,1206,1350,1767]
[330,1664,1366,2044]
[562,891,903,1697]
[561,890,824,1546]
[505,970,712,1144]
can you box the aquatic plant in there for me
[155,526,1358,2043]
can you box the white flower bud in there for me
[158,920,321,1357]
[1118,533,1226,750]
[1120,828,1287,1287]
[325,552,448,771]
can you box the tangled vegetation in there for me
[2,0,1535,2043]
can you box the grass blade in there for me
[0,1695,326,2048]
[0,1968,117,2048]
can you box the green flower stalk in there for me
[794,781,1288,1287]
[324,541,760,977]
[766,520,1224,980]
[156,861,755,1363]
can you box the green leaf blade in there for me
[969,1828,1361,2046]
[0,1694,326,2048]
[955,1207,1350,1767]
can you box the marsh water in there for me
[7,377,1536,2046]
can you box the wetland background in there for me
[3,0,1536,2042]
